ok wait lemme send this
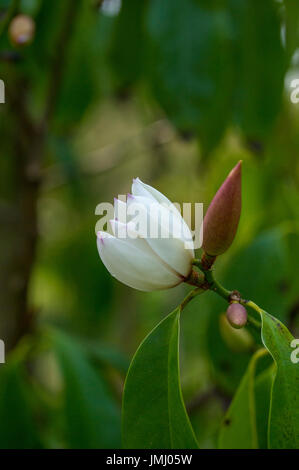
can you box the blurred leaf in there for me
[81,338,129,375]
[39,227,113,335]
[260,310,299,449]
[108,0,147,91]
[218,348,272,449]
[145,0,233,153]
[54,2,104,129]
[52,329,121,449]
[31,0,66,65]
[230,0,286,139]
[285,230,299,307]
[0,360,42,449]
[284,0,299,60]
[122,308,198,449]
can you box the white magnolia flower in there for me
[97,178,195,291]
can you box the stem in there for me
[247,314,262,330]
[244,300,263,315]
[242,300,262,329]
[192,259,231,300]
[188,259,263,332]
[180,288,205,312]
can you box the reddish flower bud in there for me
[202,161,242,256]
[226,302,247,329]
[9,15,35,46]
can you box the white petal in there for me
[132,178,173,205]
[131,179,194,247]
[114,198,128,224]
[126,196,194,277]
[97,231,182,291]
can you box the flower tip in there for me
[230,160,242,177]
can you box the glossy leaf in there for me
[218,348,272,449]
[122,309,198,449]
[254,365,275,449]
[260,310,299,449]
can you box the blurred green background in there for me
[0,0,298,448]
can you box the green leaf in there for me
[53,3,103,129]
[254,365,275,449]
[145,0,233,153]
[284,0,299,60]
[260,310,299,449]
[218,348,272,449]
[122,309,198,449]
[230,0,286,139]
[0,361,42,449]
[52,330,121,449]
[108,0,147,90]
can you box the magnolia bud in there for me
[9,14,35,46]
[226,302,247,329]
[202,161,242,256]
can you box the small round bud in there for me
[226,302,247,329]
[9,14,35,46]
[202,161,242,256]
